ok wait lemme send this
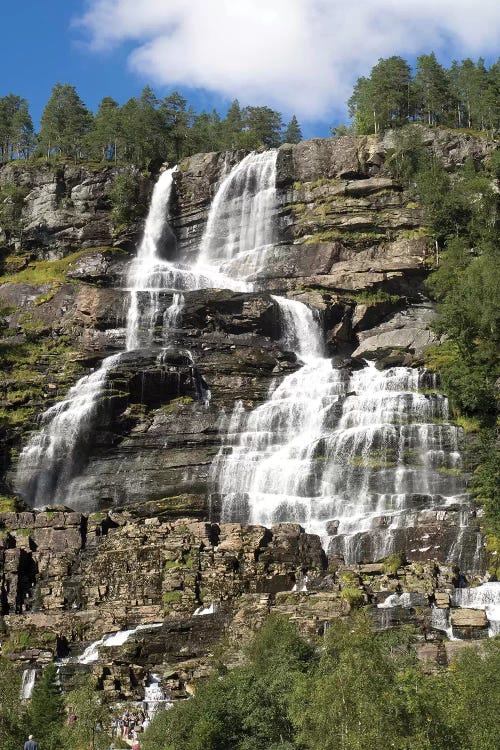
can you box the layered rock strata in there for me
[0,509,495,701]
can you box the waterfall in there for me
[20,668,36,700]
[78,623,163,664]
[193,601,218,616]
[144,673,172,717]
[271,295,324,361]
[216,360,468,565]
[126,167,179,350]
[14,145,477,573]
[15,353,121,507]
[16,153,280,509]
[451,582,500,637]
[16,168,178,508]
[195,150,277,284]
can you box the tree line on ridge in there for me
[0,86,302,166]
[344,53,500,135]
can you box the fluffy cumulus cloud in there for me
[78,0,500,118]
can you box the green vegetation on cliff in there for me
[1,85,302,167]
[29,663,65,750]
[0,657,26,750]
[382,124,499,561]
[143,614,500,750]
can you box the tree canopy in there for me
[347,53,500,134]
[0,86,304,167]
[142,614,500,750]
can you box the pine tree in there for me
[0,658,27,750]
[62,677,111,750]
[282,115,302,144]
[414,53,451,125]
[29,663,65,750]
[0,95,34,161]
[348,76,376,134]
[87,96,123,162]
[221,99,244,148]
[245,106,283,147]
[39,83,92,160]
[190,110,223,154]
[120,88,165,167]
[160,91,192,161]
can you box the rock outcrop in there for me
[0,163,151,257]
[0,508,495,700]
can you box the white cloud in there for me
[78,0,500,119]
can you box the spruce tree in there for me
[39,83,92,160]
[87,96,122,162]
[245,106,283,147]
[282,115,302,144]
[0,658,27,750]
[0,94,34,161]
[160,91,192,161]
[414,53,451,125]
[29,663,65,750]
[221,99,244,148]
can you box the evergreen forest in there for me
[1,54,499,167]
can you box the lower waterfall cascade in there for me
[13,146,484,576]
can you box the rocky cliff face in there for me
[0,130,495,690]
[0,508,494,700]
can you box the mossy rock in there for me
[340,587,365,608]
[382,552,406,575]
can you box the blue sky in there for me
[2,1,500,141]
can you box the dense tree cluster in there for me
[347,54,500,134]
[0,95,34,161]
[142,615,500,750]
[0,84,303,167]
[0,659,111,750]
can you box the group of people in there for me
[111,709,150,744]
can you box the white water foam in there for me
[79,623,163,664]
[16,153,278,509]
[20,668,36,700]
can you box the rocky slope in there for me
[0,128,496,694]
[0,507,494,701]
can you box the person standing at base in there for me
[24,735,38,750]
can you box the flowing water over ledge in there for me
[14,148,483,572]
[215,356,474,567]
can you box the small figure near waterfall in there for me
[23,735,38,750]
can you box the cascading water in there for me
[126,167,179,350]
[195,150,277,284]
[20,668,37,700]
[15,353,122,507]
[14,145,478,574]
[78,623,163,664]
[216,356,471,566]
[16,169,178,508]
[451,582,500,636]
[203,155,474,568]
[15,153,278,510]
[144,673,172,717]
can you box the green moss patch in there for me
[0,247,116,287]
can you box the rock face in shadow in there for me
[0,163,151,257]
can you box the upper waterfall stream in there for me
[14,148,479,571]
